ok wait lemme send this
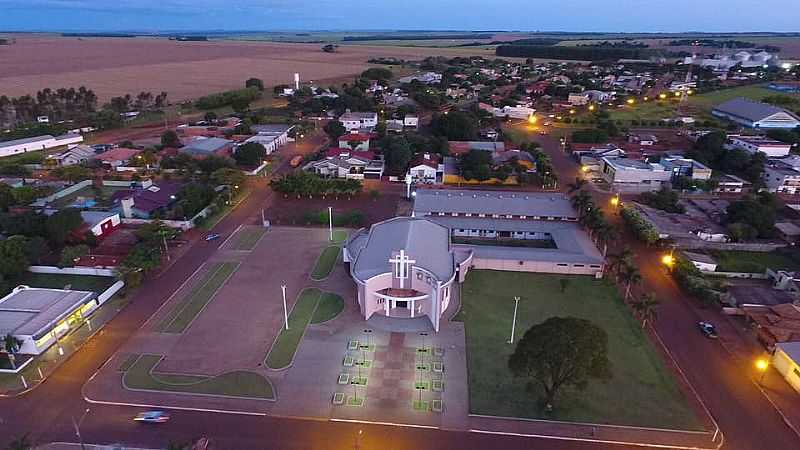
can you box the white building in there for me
[403,115,419,128]
[0,286,101,355]
[764,156,800,194]
[772,341,800,394]
[568,93,590,106]
[46,144,96,166]
[303,150,384,180]
[397,72,442,85]
[728,136,792,157]
[339,111,379,131]
[494,105,536,120]
[246,124,293,155]
[684,251,718,272]
[600,157,671,191]
[712,98,800,129]
[407,153,444,184]
[0,133,83,158]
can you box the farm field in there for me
[0,35,500,102]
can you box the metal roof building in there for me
[712,98,800,129]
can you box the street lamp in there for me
[661,254,675,267]
[527,114,537,125]
[610,195,620,207]
[73,407,90,450]
[508,296,520,344]
[756,358,769,384]
[659,93,668,100]
[588,104,595,112]
[626,98,635,105]
[281,285,289,330]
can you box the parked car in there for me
[205,233,221,241]
[134,411,170,423]
[698,321,718,339]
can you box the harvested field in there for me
[0,35,501,102]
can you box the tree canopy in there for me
[233,142,267,166]
[245,78,265,91]
[323,120,346,141]
[508,316,611,408]
[431,111,478,141]
[161,130,181,148]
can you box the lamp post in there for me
[328,206,333,241]
[72,407,90,450]
[508,296,520,344]
[281,285,289,330]
[355,429,363,450]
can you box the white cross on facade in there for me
[389,249,416,288]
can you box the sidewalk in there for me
[0,294,129,396]
[39,444,155,450]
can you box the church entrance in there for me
[396,300,408,309]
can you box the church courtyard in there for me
[455,270,703,430]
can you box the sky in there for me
[0,0,798,33]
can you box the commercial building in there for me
[659,156,713,181]
[0,134,83,158]
[0,286,99,355]
[764,156,800,194]
[773,341,800,394]
[600,157,671,191]
[712,98,800,129]
[728,136,792,157]
[180,137,234,158]
[411,189,604,276]
[243,124,293,155]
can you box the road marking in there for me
[219,224,243,249]
[329,418,439,430]
[469,428,718,450]
[81,396,267,416]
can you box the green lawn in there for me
[265,288,322,369]
[231,227,265,251]
[311,292,344,324]
[455,270,701,430]
[310,246,340,280]
[688,84,800,111]
[332,229,349,244]
[606,101,678,122]
[711,250,800,273]
[123,354,274,399]
[21,273,116,292]
[157,262,238,333]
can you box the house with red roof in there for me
[338,132,371,151]
[407,153,444,184]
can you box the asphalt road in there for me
[521,124,800,450]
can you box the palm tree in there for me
[619,263,642,302]
[567,177,588,194]
[607,248,633,281]
[571,190,592,211]
[633,293,660,329]
[595,223,618,257]
[6,434,32,450]
[2,334,23,370]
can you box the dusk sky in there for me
[1,0,798,32]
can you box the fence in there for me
[28,265,116,276]
[674,238,787,252]
[703,271,769,279]
[33,179,92,206]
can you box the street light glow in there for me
[569,109,576,115]
[626,98,635,105]
[610,196,620,206]
[528,114,537,125]
[588,104,595,111]
[659,93,668,100]
[756,359,769,372]
[581,165,590,173]
[661,254,674,266]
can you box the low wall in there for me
[703,271,768,279]
[98,280,125,304]
[34,179,92,205]
[121,217,194,231]
[244,161,269,176]
[675,239,787,252]
[28,265,116,277]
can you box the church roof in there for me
[347,217,455,283]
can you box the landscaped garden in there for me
[21,273,116,292]
[310,246,341,280]
[711,249,800,273]
[266,288,345,369]
[231,227,265,251]
[455,270,701,430]
[122,354,274,399]
[157,262,239,333]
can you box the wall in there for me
[121,217,194,231]
[773,348,800,394]
[674,239,787,252]
[28,265,116,276]
[470,257,603,276]
[34,179,92,205]
[703,271,769,279]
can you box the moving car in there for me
[205,233,221,241]
[698,321,718,339]
[133,411,170,423]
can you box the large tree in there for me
[509,317,611,409]
[245,77,265,91]
[431,111,478,141]
[233,142,267,167]
[161,130,181,148]
[324,120,346,141]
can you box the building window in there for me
[466,213,472,217]
[556,263,568,267]
[794,367,800,378]
[590,265,601,268]
[573,264,585,267]
[376,298,385,304]
[426,276,432,284]
[417,272,423,280]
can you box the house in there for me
[660,156,713,181]
[493,150,536,171]
[568,93,590,106]
[246,124,293,154]
[397,72,442,84]
[338,133,371,152]
[0,286,101,355]
[304,149,384,180]
[95,147,142,168]
[776,222,800,243]
[600,157,671,191]
[772,341,800,393]
[343,217,468,332]
[404,115,419,128]
[584,90,614,102]
[684,251,718,272]
[411,189,604,277]
[46,144,96,166]
[668,81,697,92]
[628,133,658,146]
[407,153,443,184]
[712,98,800,129]
[111,180,182,219]
[180,137,234,158]
[0,133,83,158]
[743,303,800,347]
[80,211,121,239]
[481,104,536,120]
[764,156,800,193]
[339,111,379,131]
[728,136,792,157]
[577,146,625,173]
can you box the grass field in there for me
[311,292,345,324]
[231,227,265,251]
[157,262,238,333]
[688,84,800,111]
[21,273,116,292]
[310,246,341,280]
[455,270,701,430]
[332,229,349,243]
[265,288,321,369]
[123,354,274,399]
[711,250,800,273]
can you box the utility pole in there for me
[508,296,520,344]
